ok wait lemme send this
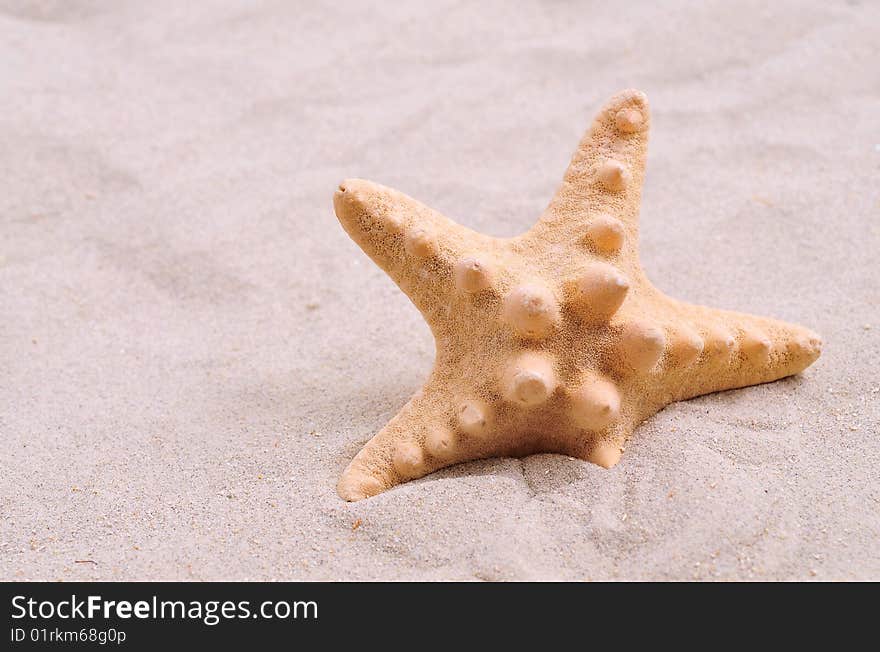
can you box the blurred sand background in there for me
[1,0,878,580]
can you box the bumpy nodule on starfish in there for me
[332,89,822,501]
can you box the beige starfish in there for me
[332,89,821,502]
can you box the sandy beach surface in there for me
[2,1,878,581]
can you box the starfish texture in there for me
[332,89,822,501]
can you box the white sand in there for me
[1,0,878,581]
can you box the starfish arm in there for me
[333,179,493,324]
[337,377,454,501]
[661,304,822,403]
[529,89,650,246]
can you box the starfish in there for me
[332,89,821,501]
